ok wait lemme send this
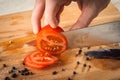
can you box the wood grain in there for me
[0,2,120,80]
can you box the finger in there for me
[56,6,64,23]
[44,0,60,28]
[70,5,98,30]
[70,12,96,30]
[31,0,45,34]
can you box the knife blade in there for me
[62,21,120,48]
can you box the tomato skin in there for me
[53,26,64,32]
[24,54,45,69]
[39,25,64,33]
[36,25,67,54]
[24,25,67,69]
[24,51,58,69]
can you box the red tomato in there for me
[36,25,67,54]
[53,26,64,32]
[24,51,58,69]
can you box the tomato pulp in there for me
[24,51,58,69]
[24,25,67,69]
[36,25,67,54]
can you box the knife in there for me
[27,21,120,48]
[62,21,120,48]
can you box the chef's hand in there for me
[70,0,110,30]
[31,0,110,34]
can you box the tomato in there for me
[24,25,67,69]
[40,25,64,33]
[24,51,58,69]
[36,25,67,54]
[53,26,64,32]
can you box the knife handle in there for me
[84,49,120,59]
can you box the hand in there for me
[31,0,110,34]
[31,0,71,34]
[70,0,110,30]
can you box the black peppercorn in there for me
[3,64,7,67]
[12,66,17,70]
[61,68,65,71]
[76,61,80,65]
[11,73,17,78]
[86,57,90,61]
[9,70,14,74]
[4,77,11,80]
[23,68,29,72]
[73,71,77,75]
[24,72,30,75]
[79,49,82,53]
[87,46,91,49]
[22,61,25,65]
[83,64,87,67]
[52,71,58,75]
[67,77,72,80]
[21,73,25,75]
[29,72,34,75]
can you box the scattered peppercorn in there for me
[3,64,7,67]
[73,71,77,75]
[67,77,72,80]
[88,65,91,68]
[12,66,17,70]
[4,77,11,80]
[21,72,29,76]
[76,61,80,65]
[79,49,82,53]
[11,73,17,78]
[19,68,33,76]
[52,71,58,75]
[87,65,92,72]
[9,70,15,74]
[83,64,87,67]
[29,72,34,75]
[75,49,82,57]
[87,46,91,49]
[61,68,65,71]
[86,57,90,61]
[22,61,25,65]
[18,70,21,73]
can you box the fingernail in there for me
[33,29,38,34]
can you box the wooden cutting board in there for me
[0,3,120,80]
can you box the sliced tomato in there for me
[24,51,58,69]
[40,25,64,33]
[24,54,45,69]
[36,25,67,54]
[53,26,64,32]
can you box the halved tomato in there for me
[36,25,67,54]
[53,26,64,32]
[24,51,58,69]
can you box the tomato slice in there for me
[24,54,45,69]
[40,25,64,33]
[24,51,58,69]
[53,26,64,32]
[36,25,67,54]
